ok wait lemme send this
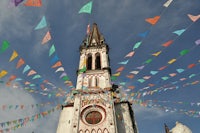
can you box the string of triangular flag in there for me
[1,102,56,111]
[0,40,66,98]
[34,16,76,92]
[111,0,175,81]
[115,14,200,84]
[112,11,200,84]
[0,104,61,132]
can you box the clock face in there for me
[81,105,106,125]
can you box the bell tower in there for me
[56,23,138,133]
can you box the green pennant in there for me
[0,40,10,53]
[180,49,189,56]
[79,1,93,14]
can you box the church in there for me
[56,23,138,133]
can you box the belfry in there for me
[56,23,138,133]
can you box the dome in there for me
[170,121,192,133]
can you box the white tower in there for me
[56,23,138,133]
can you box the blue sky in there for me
[0,0,200,132]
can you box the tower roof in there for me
[81,23,106,48]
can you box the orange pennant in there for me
[52,61,62,68]
[145,16,160,25]
[126,74,134,79]
[116,66,124,72]
[188,64,196,69]
[187,14,200,22]
[9,75,17,81]
[24,0,42,7]
[128,86,135,89]
[42,31,51,44]
[16,58,25,69]
[27,70,37,76]
[162,40,173,47]
[159,66,167,70]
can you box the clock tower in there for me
[56,23,138,133]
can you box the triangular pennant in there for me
[32,74,41,79]
[176,68,184,73]
[188,64,196,69]
[136,65,145,70]
[159,66,167,70]
[55,67,65,73]
[8,75,17,81]
[50,55,59,65]
[125,51,135,58]
[49,44,56,56]
[16,58,25,69]
[130,71,139,75]
[150,71,158,75]
[162,76,169,80]
[195,39,200,45]
[24,0,42,7]
[126,74,134,79]
[35,16,47,30]
[168,58,176,64]
[118,60,129,65]
[133,42,142,50]
[138,31,149,38]
[0,40,10,53]
[189,74,196,78]
[78,1,93,14]
[173,29,186,36]
[152,51,162,56]
[14,0,24,6]
[169,73,176,77]
[144,58,153,64]
[162,40,173,47]
[27,70,37,76]
[116,66,124,72]
[112,72,120,77]
[145,16,160,25]
[59,72,67,78]
[180,49,189,56]
[143,76,151,80]
[62,76,69,81]
[23,65,31,74]
[187,14,200,22]
[51,61,62,68]
[163,0,173,7]
[138,79,145,83]
[0,70,8,79]
[9,50,18,62]
[42,31,51,45]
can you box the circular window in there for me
[85,111,102,124]
[81,105,106,125]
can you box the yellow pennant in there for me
[9,50,18,62]
[0,70,8,78]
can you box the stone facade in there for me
[56,23,138,133]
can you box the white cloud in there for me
[133,104,170,120]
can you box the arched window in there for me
[95,77,98,87]
[87,54,92,70]
[88,78,92,87]
[95,53,101,70]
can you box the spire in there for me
[164,123,170,133]
[81,23,105,47]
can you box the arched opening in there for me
[95,53,101,70]
[95,77,98,87]
[87,54,92,70]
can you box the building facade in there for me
[56,23,138,133]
